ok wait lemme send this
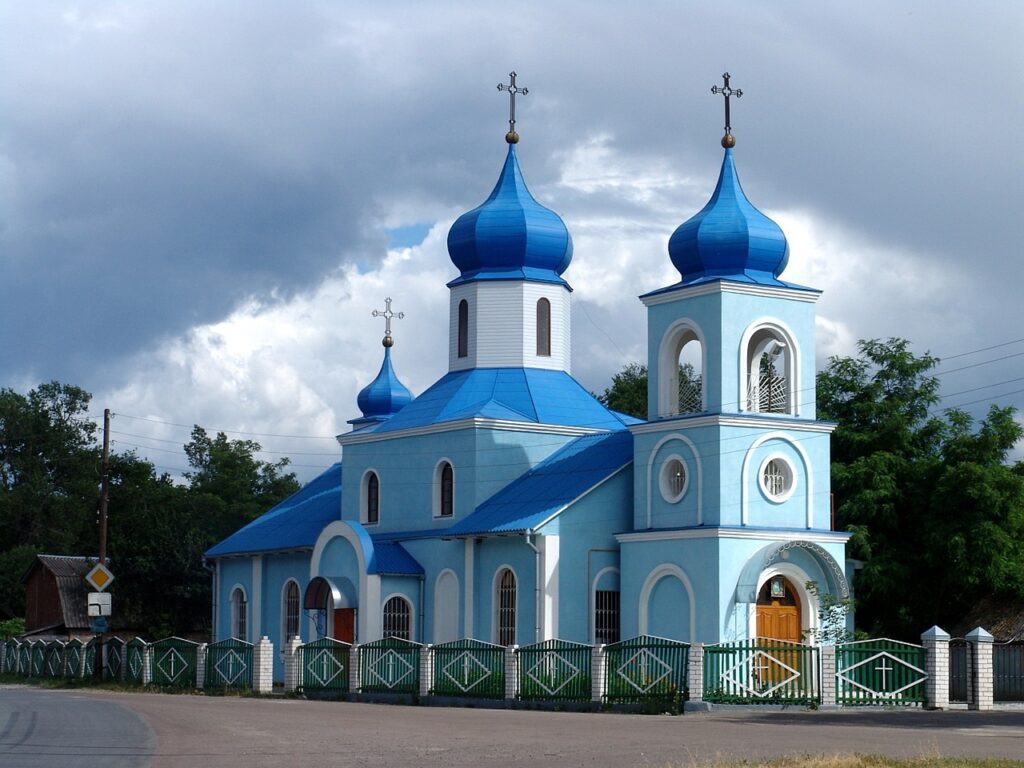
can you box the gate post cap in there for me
[966,627,994,643]
[920,626,950,641]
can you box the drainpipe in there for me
[418,575,426,644]
[524,531,541,643]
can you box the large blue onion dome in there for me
[356,344,412,420]
[668,148,789,284]
[447,143,573,287]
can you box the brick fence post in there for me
[349,643,361,693]
[820,645,837,707]
[966,627,994,711]
[195,643,208,690]
[688,643,704,703]
[921,625,950,710]
[253,636,273,694]
[591,644,606,702]
[419,644,433,696]
[142,644,152,685]
[283,636,302,693]
[505,646,518,700]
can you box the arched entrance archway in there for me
[755,575,801,642]
[304,577,356,643]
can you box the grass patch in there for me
[676,757,1024,768]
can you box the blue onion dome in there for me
[668,148,789,283]
[447,143,573,287]
[356,343,412,419]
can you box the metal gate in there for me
[298,638,351,694]
[150,637,198,687]
[705,639,820,704]
[205,638,253,690]
[430,639,505,699]
[949,639,968,702]
[125,638,147,684]
[836,638,927,705]
[994,641,1024,702]
[359,638,421,694]
[604,635,689,704]
[517,639,592,701]
[30,641,44,676]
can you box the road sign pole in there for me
[94,408,111,681]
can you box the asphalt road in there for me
[2,685,1023,767]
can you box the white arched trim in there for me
[280,578,302,643]
[590,566,620,644]
[492,564,519,645]
[657,317,707,418]
[310,521,369,637]
[645,433,704,528]
[737,317,801,416]
[751,564,821,645]
[381,592,415,641]
[638,564,696,643]
[432,457,455,518]
[740,432,813,527]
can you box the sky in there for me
[2,1,1022,481]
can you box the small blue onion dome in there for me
[356,346,412,419]
[668,148,789,283]
[447,143,573,286]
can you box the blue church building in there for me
[206,84,852,683]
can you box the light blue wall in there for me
[260,552,310,681]
[472,537,536,645]
[217,558,252,643]
[402,537,466,643]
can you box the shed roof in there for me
[27,554,93,630]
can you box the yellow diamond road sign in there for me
[85,563,115,592]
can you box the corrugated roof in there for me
[205,463,342,558]
[31,555,93,629]
[446,431,633,536]
[369,540,424,576]
[371,368,638,434]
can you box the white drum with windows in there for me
[659,455,689,503]
[759,454,796,502]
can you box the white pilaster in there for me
[541,535,559,640]
[464,539,475,638]
[251,556,263,643]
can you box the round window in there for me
[759,455,796,502]
[659,456,688,503]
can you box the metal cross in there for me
[498,71,528,141]
[875,657,893,689]
[372,297,404,345]
[711,72,743,144]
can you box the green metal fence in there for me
[44,640,65,677]
[125,638,147,684]
[84,639,96,677]
[150,637,198,687]
[604,635,689,704]
[836,638,926,705]
[205,638,253,690]
[105,637,125,680]
[705,639,820,704]
[359,638,421,694]
[430,639,505,699]
[30,641,44,677]
[18,643,31,676]
[517,639,592,701]
[65,639,84,678]
[298,638,351,694]
[4,639,19,674]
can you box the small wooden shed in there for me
[22,554,93,639]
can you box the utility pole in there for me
[94,408,111,681]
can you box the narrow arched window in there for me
[457,299,469,358]
[284,581,300,641]
[231,588,247,641]
[536,297,551,357]
[746,329,791,414]
[365,471,380,524]
[383,596,411,640]
[594,589,620,645]
[496,568,516,646]
[440,462,454,517]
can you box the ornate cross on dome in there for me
[498,71,528,144]
[711,72,743,148]
[372,297,404,348]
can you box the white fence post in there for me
[253,636,273,694]
[687,643,704,702]
[966,626,994,711]
[419,644,433,697]
[142,645,152,685]
[591,644,606,702]
[820,645,836,707]
[195,643,207,690]
[349,643,361,693]
[283,636,302,693]
[921,625,950,710]
[504,646,518,700]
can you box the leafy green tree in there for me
[598,362,702,420]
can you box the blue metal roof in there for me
[667,148,791,287]
[205,463,342,558]
[354,345,413,423]
[369,367,638,434]
[446,431,633,536]
[447,143,573,288]
[369,540,424,576]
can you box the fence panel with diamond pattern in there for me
[104,637,125,680]
[124,638,147,684]
[30,641,45,677]
[430,639,505,699]
[4,639,19,675]
[205,638,254,690]
[43,640,65,678]
[18,642,31,676]
[359,638,421,694]
[704,639,819,704]
[64,639,83,678]
[298,638,351,694]
[836,638,926,705]
[517,639,592,701]
[604,635,689,704]
[150,637,198,687]
[84,639,96,677]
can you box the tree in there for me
[598,362,702,420]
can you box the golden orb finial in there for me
[506,130,519,144]
[382,335,394,348]
[721,133,736,148]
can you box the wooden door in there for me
[756,577,801,642]
[333,608,356,643]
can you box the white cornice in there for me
[640,281,821,307]
[337,418,605,446]
[629,414,836,435]
[616,529,850,544]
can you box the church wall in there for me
[399,537,466,643]
[379,574,422,642]
[472,536,537,645]
[260,552,310,682]
[631,426,722,530]
[216,557,252,642]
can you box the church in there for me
[206,74,852,684]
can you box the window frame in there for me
[439,461,454,517]
[283,580,300,642]
[231,586,248,642]
[457,299,469,358]
[495,567,517,646]
[382,595,412,641]
[658,454,689,504]
[536,297,551,357]
[363,470,380,525]
[758,453,796,503]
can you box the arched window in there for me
[496,568,517,646]
[745,328,792,414]
[283,581,300,641]
[231,587,247,641]
[364,471,380,524]
[457,299,469,358]
[536,298,551,357]
[439,462,454,517]
[658,322,704,418]
[594,589,620,645]
[382,596,411,640]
